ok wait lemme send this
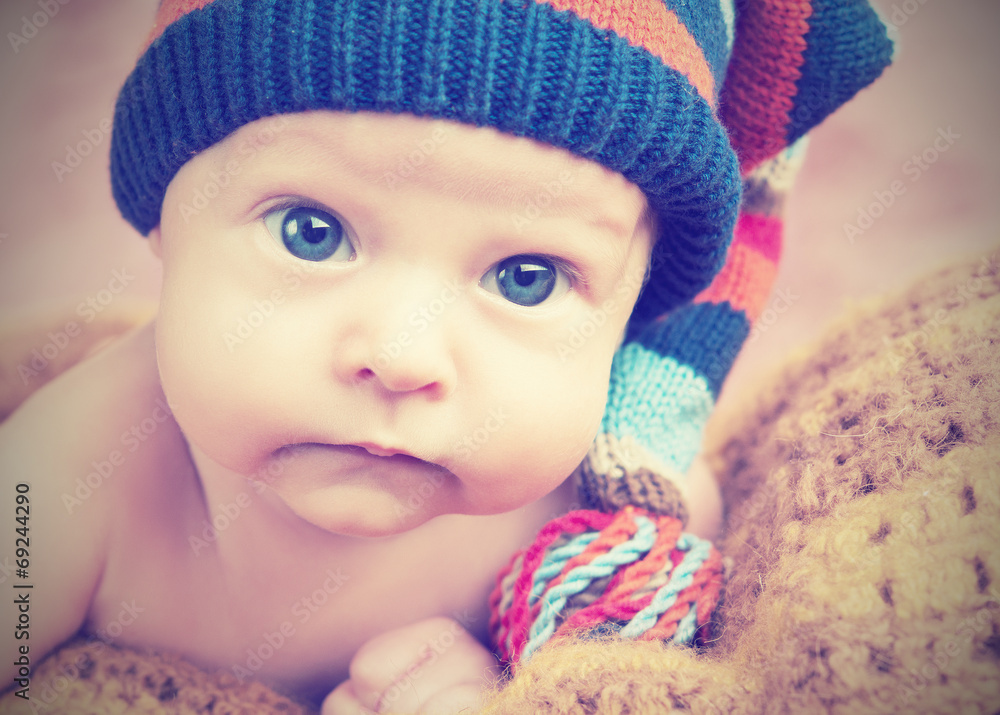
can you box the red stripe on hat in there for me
[143,0,217,51]
[719,0,812,174]
[540,0,715,105]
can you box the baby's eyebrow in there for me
[444,172,645,238]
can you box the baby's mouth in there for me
[274,442,450,475]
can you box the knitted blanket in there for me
[1,249,997,713]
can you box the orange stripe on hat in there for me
[145,0,715,105]
[540,0,715,105]
[694,214,781,321]
[695,244,778,322]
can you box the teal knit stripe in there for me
[603,343,716,475]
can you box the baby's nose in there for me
[335,270,461,398]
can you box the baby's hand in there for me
[322,617,499,714]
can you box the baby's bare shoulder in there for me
[1,321,167,506]
[0,321,188,688]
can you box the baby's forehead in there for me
[204,110,650,236]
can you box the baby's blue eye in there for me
[481,255,567,307]
[263,205,354,262]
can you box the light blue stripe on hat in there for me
[602,343,715,475]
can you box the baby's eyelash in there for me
[547,256,587,291]
[257,196,333,220]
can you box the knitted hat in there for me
[110,0,893,517]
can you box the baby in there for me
[2,0,893,711]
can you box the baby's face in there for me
[151,111,653,537]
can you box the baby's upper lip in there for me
[281,441,442,468]
[351,442,410,458]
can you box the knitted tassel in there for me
[490,506,723,666]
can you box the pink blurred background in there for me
[0,0,997,412]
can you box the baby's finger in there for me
[322,679,376,715]
[415,682,489,715]
[348,617,496,713]
[370,627,498,713]
[347,618,459,709]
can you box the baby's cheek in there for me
[154,309,271,472]
[500,375,604,491]
[550,360,612,460]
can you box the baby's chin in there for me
[274,481,456,539]
[270,474,569,539]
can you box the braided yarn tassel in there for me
[489,507,723,666]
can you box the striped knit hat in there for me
[110,0,892,519]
